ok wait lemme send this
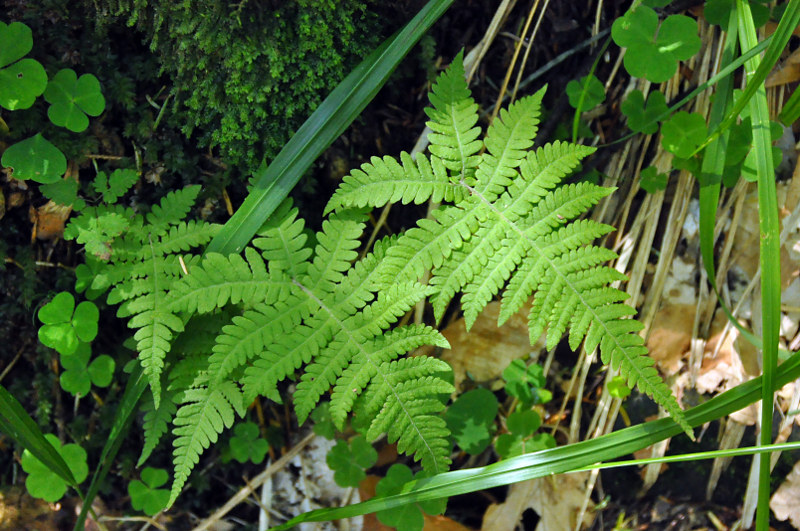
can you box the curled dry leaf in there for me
[771,460,800,529]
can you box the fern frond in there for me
[152,220,220,255]
[169,380,244,506]
[362,356,453,473]
[325,152,465,214]
[138,383,178,467]
[252,201,311,277]
[168,248,291,313]
[146,185,201,234]
[305,209,367,294]
[425,51,482,176]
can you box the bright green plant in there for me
[611,4,701,83]
[502,360,552,408]
[639,166,669,194]
[0,21,47,110]
[43,68,105,133]
[37,292,99,356]
[661,111,708,159]
[443,388,498,455]
[21,433,88,502]
[566,74,605,112]
[59,342,115,398]
[495,409,555,459]
[620,90,669,135]
[227,422,269,465]
[128,467,170,516]
[327,435,378,488]
[1,133,67,184]
[375,464,446,531]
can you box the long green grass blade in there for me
[737,2,782,528]
[271,350,800,530]
[74,364,148,531]
[779,84,800,125]
[206,0,454,256]
[0,383,78,486]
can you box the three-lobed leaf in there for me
[38,292,99,356]
[44,68,105,132]
[443,388,498,455]
[375,464,447,531]
[0,21,47,110]
[21,434,88,502]
[128,467,170,516]
[327,435,378,488]
[621,90,669,134]
[566,75,605,112]
[228,422,269,464]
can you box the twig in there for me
[191,431,315,531]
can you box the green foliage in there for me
[502,360,552,408]
[620,90,669,134]
[40,179,86,210]
[566,75,605,112]
[639,166,669,194]
[37,292,99,356]
[21,434,88,502]
[611,5,701,83]
[1,133,67,183]
[607,375,632,399]
[495,409,555,459]
[329,53,690,436]
[705,0,770,28]
[59,342,115,397]
[661,111,707,158]
[228,422,269,465]
[326,435,378,488]
[0,21,47,110]
[43,69,105,133]
[443,388,497,455]
[311,402,337,440]
[128,467,170,516]
[93,169,139,204]
[99,0,388,169]
[375,464,446,531]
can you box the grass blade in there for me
[206,0,455,256]
[0,383,78,486]
[270,349,800,529]
[736,2,782,528]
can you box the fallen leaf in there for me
[771,460,800,528]
[31,201,71,241]
[440,301,542,391]
[481,473,592,531]
[766,47,800,87]
[646,303,695,376]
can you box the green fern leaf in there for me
[146,185,201,235]
[138,383,178,467]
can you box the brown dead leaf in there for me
[766,47,800,87]
[771,460,800,528]
[647,303,695,376]
[440,301,542,391]
[31,201,72,241]
[481,473,592,531]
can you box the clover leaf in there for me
[59,342,115,397]
[621,90,669,134]
[21,434,88,502]
[443,388,497,455]
[640,166,669,193]
[0,21,47,110]
[1,134,67,184]
[93,169,139,204]
[566,75,605,112]
[495,410,555,459]
[38,292,99,356]
[128,467,170,516]
[607,376,632,399]
[326,435,377,488]
[502,360,552,407]
[661,111,707,158]
[376,464,446,531]
[43,68,105,132]
[612,6,701,83]
[311,402,336,440]
[228,422,269,464]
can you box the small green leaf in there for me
[612,6,701,83]
[639,166,668,193]
[72,301,99,342]
[506,409,541,437]
[607,376,632,399]
[21,434,88,502]
[229,422,269,464]
[93,169,139,204]
[1,134,67,183]
[0,22,47,110]
[376,464,446,531]
[129,467,170,516]
[39,179,85,210]
[620,90,669,134]
[60,343,92,397]
[88,355,115,388]
[38,292,75,324]
[443,388,497,455]
[44,69,105,132]
[566,75,605,111]
[326,435,377,488]
[39,323,79,356]
[503,360,549,407]
[311,402,337,440]
[661,111,707,158]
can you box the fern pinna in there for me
[165,201,453,504]
[328,51,691,435]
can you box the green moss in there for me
[103,0,387,171]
